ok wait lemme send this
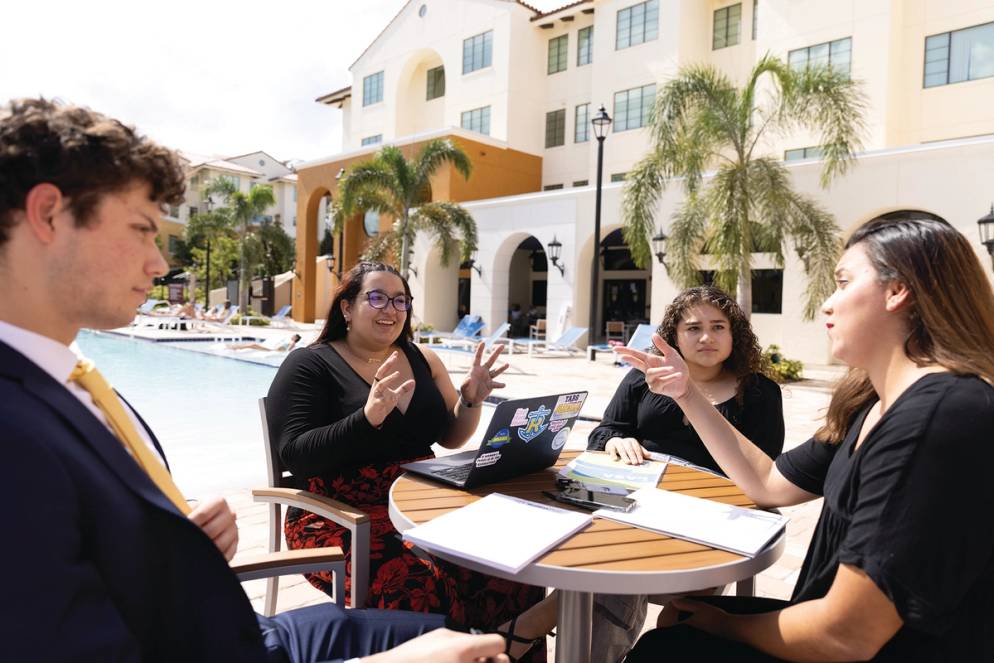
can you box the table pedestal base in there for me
[556,590,592,663]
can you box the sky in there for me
[2,0,567,164]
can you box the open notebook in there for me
[403,493,591,573]
[595,487,787,558]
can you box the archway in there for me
[506,236,548,339]
[395,48,446,138]
[417,241,461,332]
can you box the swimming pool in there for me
[76,331,276,496]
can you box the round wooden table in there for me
[388,450,785,663]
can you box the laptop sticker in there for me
[475,450,502,468]
[510,407,529,427]
[549,419,568,433]
[517,405,551,442]
[551,426,571,450]
[551,393,585,421]
[486,427,511,448]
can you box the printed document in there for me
[403,493,592,573]
[594,487,787,557]
[559,451,666,491]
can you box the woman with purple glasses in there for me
[266,262,549,658]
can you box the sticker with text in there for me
[517,405,552,442]
[486,427,511,448]
[475,450,502,468]
[548,419,568,433]
[510,407,529,427]
[551,426,571,450]
[550,392,585,421]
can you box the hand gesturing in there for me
[364,351,416,428]
[459,342,509,406]
[613,333,691,401]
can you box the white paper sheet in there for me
[594,487,787,557]
[403,493,592,573]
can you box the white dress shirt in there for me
[0,320,166,465]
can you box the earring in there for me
[346,317,351,332]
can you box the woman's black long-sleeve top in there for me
[266,342,450,480]
[587,369,785,473]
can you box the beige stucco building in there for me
[294,0,994,364]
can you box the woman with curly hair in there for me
[587,286,784,473]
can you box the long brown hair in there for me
[654,286,767,402]
[313,261,414,345]
[816,214,994,443]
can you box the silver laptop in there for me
[401,391,588,489]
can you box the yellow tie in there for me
[70,359,191,515]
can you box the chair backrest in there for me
[552,326,587,347]
[484,322,510,344]
[452,314,479,335]
[605,321,625,333]
[626,324,656,351]
[536,319,547,331]
[462,318,485,337]
[258,397,293,489]
[273,305,291,319]
[221,305,240,325]
[137,299,163,314]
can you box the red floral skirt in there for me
[285,457,548,641]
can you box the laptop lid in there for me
[403,391,588,488]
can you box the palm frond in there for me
[411,202,478,265]
[376,146,414,203]
[413,139,473,191]
[667,194,710,288]
[621,150,669,267]
[360,229,402,264]
[338,161,400,217]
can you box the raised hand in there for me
[364,351,416,427]
[613,333,691,401]
[459,342,509,406]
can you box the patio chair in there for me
[529,318,546,340]
[239,305,296,328]
[137,299,167,314]
[614,323,657,366]
[253,397,371,616]
[420,314,484,344]
[605,321,626,344]
[435,322,510,352]
[513,326,588,356]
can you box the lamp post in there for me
[979,204,994,271]
[547,236,565,276]
[203,195,214,307]
[651,228,668,270]
[589,105,612,344]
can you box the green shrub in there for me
[763,344,803,383]
[230,311,270,327]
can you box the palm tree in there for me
[184,205,235,306]
[203,178,276,312]
[622,54,867,319]
[336,139,477,278]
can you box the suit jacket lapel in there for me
[0,342,185,517]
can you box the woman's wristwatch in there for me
[459,393,478,409]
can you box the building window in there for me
[168,235,181,255]
[543,184,564,191]
[222,175,240,191]
[363,71,384,106]
[613,83,656,131]
[578,26,593,66]
[573,180,589,187]
[610,172,627,182]
[168,205,180,218]
[463,30,493,74]
[751,269,783,314]
[784,146,824,161]
[548,34,568,74]
[461,106,491,135]
[292,215,297,227]
[788,37,852,77]
[188,205,198,217]
[426,65,445,100]
[574,103,590,142]
[545,109,566,148]
[361,135,383,146]
[363,210,380,237]
[616,0,658,50]
[924,21,994,88]
[292,186,297,202]
[752,0,758,40]
[713,4,742,50]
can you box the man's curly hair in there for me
[0,98,186,246]
[653,286,767,400]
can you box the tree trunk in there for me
[238,220,250,314]
[737,260,752,321]
[398,212,410,279]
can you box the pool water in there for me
[76,331,276,496]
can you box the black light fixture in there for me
[651,228,668,269]
[979,204,994,269]
[468,249,482,276]
[325,254,336,273]
[408,248,418,278]
[547,235,565,276]
[589,104,613,343]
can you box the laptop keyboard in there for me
[433,463,473,483]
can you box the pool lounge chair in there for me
[435,322,510,352]
[239,305,296,328]
[512,326,588,356]
[419,314,484,344]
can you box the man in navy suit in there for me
[0,98,509,663]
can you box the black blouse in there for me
[587,369,784,473]
[777,373,994,662]
[266,341,451,480]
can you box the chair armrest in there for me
[232,547,344,582]
[252,487,370,526]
